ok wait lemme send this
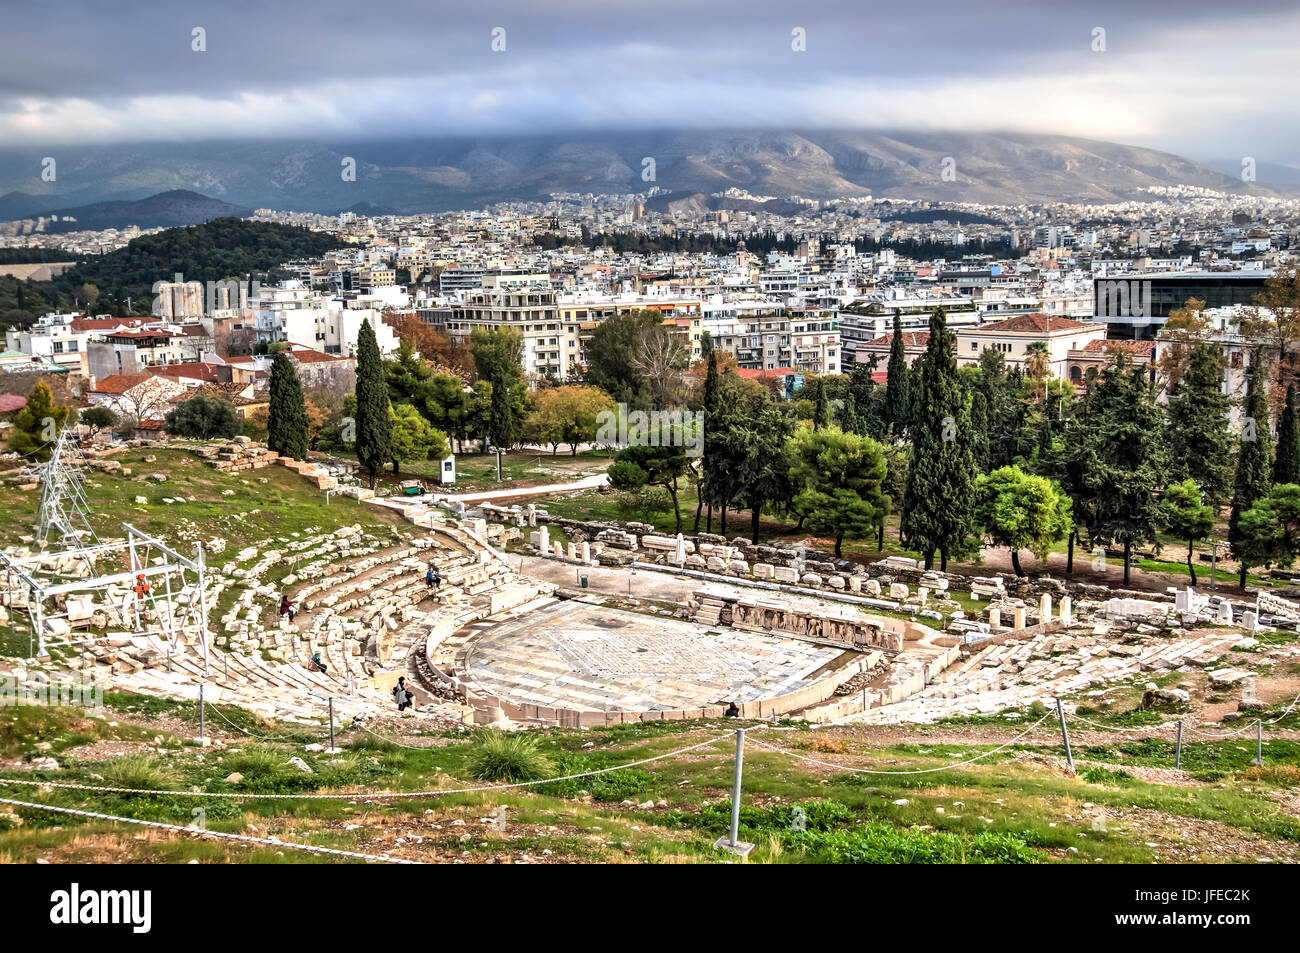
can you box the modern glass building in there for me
[1093,271,1271,339]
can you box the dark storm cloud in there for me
[1,0,1297,156]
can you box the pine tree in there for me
[884,311,910,437]
[900,308,977,570]
[355,318,391,490]
[267,352,309,460]
[8,379,74,460]
[1167,342,1234,504]
[1274,383,1300,486]
[1230,356,1274,586]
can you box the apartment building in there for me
[251,282,398,355]
[446,287,566,378]
[954,314,1107,377]
[84,325,215,379]
[703,308,840,375]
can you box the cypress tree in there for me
[884,311,909,437]
[840,388,861,436]
[696,350,721,532]
[1167,341,1234,504]
[969,390,990,473]
[812,378,830,430]
[355,318,391,489]
[267,352,309,460]
[900,308,977,570]
[1274,383,1300,486]
[1072,352,1166,587]
[1230,356,1274,586]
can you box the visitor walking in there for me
[393,676,414,712]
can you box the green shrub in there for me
[787,824,1040,864]
[101,755,181,793]
[222,745,288,780]
[464,729,554,783]
[536,756,655,801]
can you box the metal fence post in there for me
[713,727,754,857]
[1056,698,1074,774]
[1175,720,1182,770]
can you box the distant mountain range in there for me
[7,189,250,232]
[0,131,1289,221]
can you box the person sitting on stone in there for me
[279,596,295,623]
[724,701,740,718]
[393,676,414,711]
[310,650,327,676]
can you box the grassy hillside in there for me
[0,700,1297,864]
[2,218,338,323]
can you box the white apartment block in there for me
[251,282,398,355]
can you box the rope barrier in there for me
[205,702,283,741]
[352,720,447,750]
[0,795,419,864]
[0,732,734,800]
[746,711,1053,776]
[1263,687,1300,725]
[1182,720,1259,739]
[1067,713,1178,733]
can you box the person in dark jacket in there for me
[393,676,414,711]
[279,596,295,623]
[724,701,740,718]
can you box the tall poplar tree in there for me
[884,311,910,437]
[355,318,391,489]
[696,350,722,532]
[1274,383,1300,486]
[900,308,977,570]
[1229,356,1274,586]
[267,352,309,460]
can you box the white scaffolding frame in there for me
[0,523,211,670]
[33,428,99,549]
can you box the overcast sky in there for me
[1,0,1297,162]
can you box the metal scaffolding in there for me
[33,428,99,548]
[0,524,211,669]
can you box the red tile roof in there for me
[69,317,150,332]
[286,346,349,364]
[734,367,795,380]
[865,331,930,348]
[1080,339,1157,357]
[90,372,153,394]
[149,362,220,382]
[105,329,172,340]
[969,313,1097,334]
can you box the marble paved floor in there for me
[463,600,844,711]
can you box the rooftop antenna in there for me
[35,428,99,549]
